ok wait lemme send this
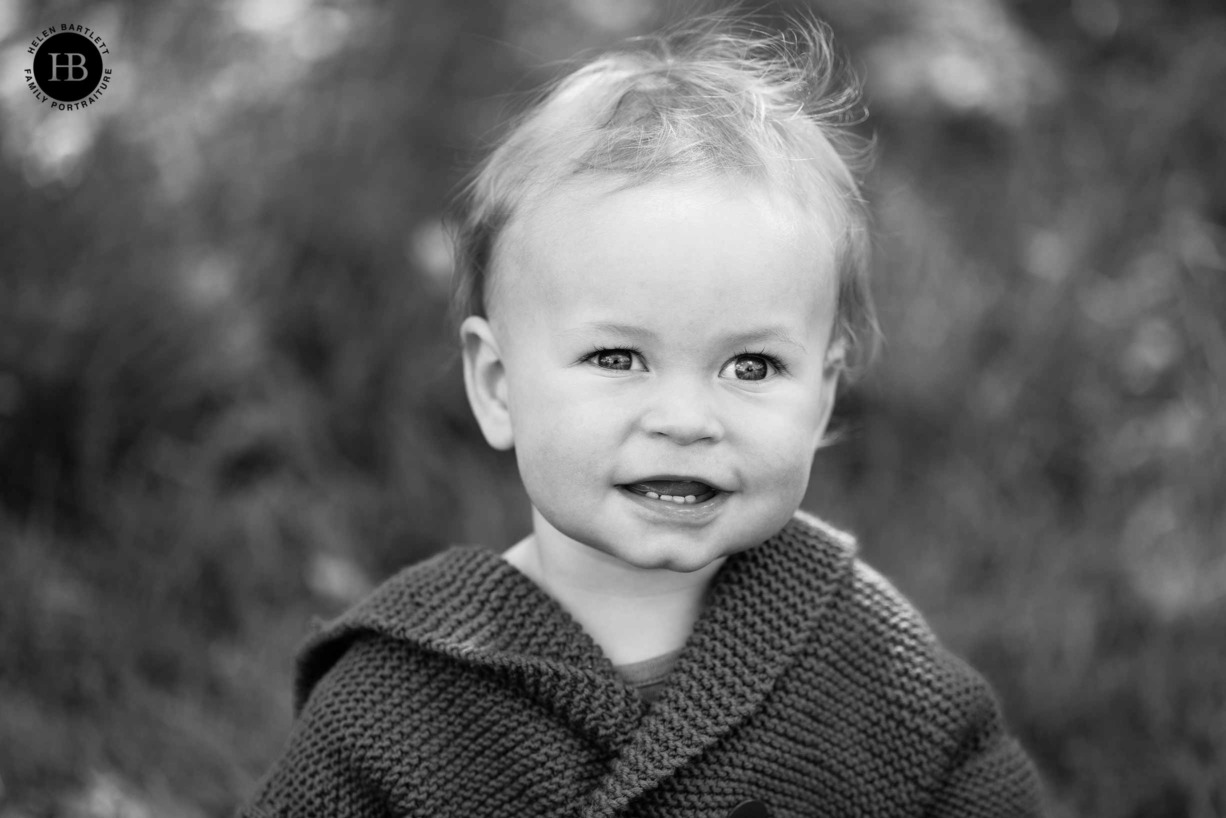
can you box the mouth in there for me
[619,477,723,505]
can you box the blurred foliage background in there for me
[1,0,1223,816]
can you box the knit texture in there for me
[240,512,1046,818]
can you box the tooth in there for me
[684,495,696,504]
[646,491,659,499]
[673,496,685,504]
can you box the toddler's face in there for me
[464,175,842,572]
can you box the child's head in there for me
[456,18,878,571]
[455,17,877,372]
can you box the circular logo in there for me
[32,32,104,103]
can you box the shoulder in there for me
[806,515,1001,729]
[242,633,443,817]
[786,510,984,697]
[782,512,1045,814]
[848,558,1008,740]
[751,511,994,720]
[293,545,505,712]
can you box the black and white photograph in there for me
[1,1,1223,816]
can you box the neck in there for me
[502,522,724,665]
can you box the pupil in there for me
[598,351,632,370]
[735,356,767,380]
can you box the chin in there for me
[613,542,729,574]
[634,555,715,573]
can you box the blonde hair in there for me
[451,16,880,373]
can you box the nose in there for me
[639,377,724,445]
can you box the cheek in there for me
[509,386,609,488]
[509,368,630,440]
[743,386,828,437]
[760,445,817,490]
[742,402,825,482]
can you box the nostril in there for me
[640,400,723,444]
[646,421,721,444]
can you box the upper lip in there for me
[621,475,729,492]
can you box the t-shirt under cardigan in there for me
[240,512,1045,818]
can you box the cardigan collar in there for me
[296,511,856,816]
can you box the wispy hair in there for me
[451,14,880,374]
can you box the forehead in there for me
[489,174,839,337]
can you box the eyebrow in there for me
[562,322,808,353]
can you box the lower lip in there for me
[618,486,729,523]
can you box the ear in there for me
[813,338,846,449]
[460,316,514,450]
[822,337,847,385]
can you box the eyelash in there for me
[583,345,645,364]
[736,348,788,376]
[580,347,787,377]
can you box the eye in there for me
[721,353,780,382]
[585,348,645,371]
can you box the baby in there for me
[240,18,1045,818]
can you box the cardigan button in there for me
[726,800,771,818]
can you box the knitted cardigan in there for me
[240,512,1045,818]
